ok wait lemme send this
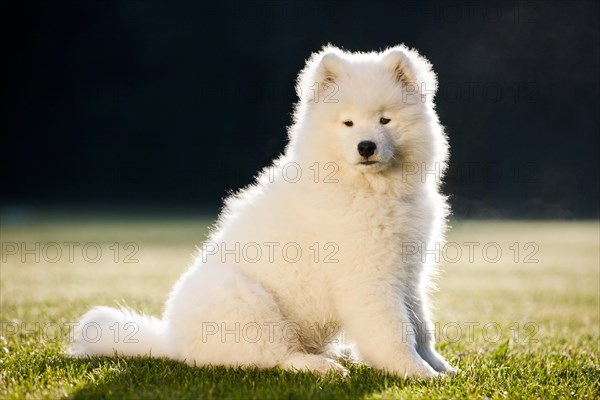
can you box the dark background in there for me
[3,0,599,218]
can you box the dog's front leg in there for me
[335,282,438,378]
[403,278,456,374]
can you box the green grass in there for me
[1,217,598,399]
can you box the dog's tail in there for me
[70,306,169,358]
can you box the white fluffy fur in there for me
[71,44,455,378]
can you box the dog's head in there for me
[290,45,446,180]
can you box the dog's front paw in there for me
[434,359,458,376]
[399,359,439,379]
[419,347,457,375]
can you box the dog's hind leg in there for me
[164,264,344,375]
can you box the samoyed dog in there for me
[72,45,455,377]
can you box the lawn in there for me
[1,216,598,399]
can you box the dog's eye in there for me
[343,120,354,127]
[380,117,391,125]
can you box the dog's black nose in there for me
[357,141,377,158]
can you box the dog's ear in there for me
[381,48,415,86]
[382,45,437,99]
[296,45,345,102]
[316,52,344,85]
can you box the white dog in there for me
[72,45,455,378]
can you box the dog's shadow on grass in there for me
[67,356,432,399]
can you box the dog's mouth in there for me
[359,160,379,165]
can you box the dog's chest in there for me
[308,191,430,271]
